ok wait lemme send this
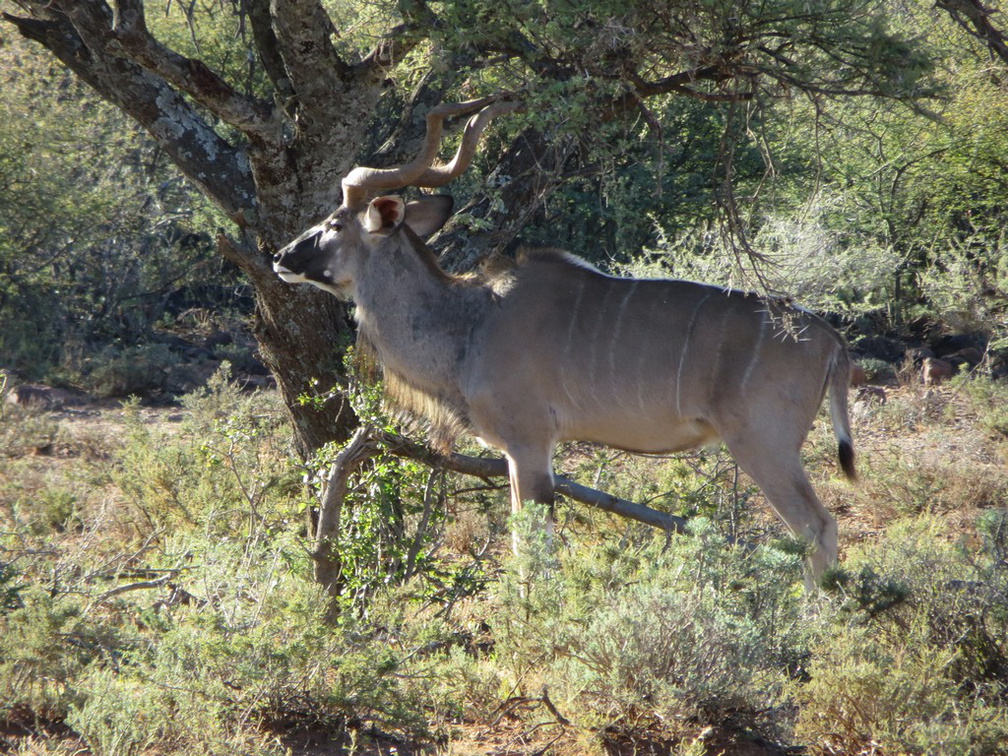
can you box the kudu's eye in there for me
[326,219,343,232]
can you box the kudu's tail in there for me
[829,348,857,482]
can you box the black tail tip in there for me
[839,439,857,481]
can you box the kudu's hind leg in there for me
[724,437,838,584]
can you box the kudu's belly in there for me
[555,403,720,454]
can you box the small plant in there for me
[856,356,895,382]
[86,343,174,398]
[0,404,59,459]
[109,365,300,541]
[956,372,1008,439]
[0,560,22,613]
[302,348,481,613]
[13,487,81,536]
[820,563,909,618]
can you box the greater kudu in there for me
[273,97,856,581]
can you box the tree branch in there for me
[312,423,686,597]
[433,127,579,270]
[353,0,437,84]
[3,3,256,219]
[246,0,296,115]
[110,0,280,141]
[313,425,380,593]
[937,0,1008,67]
[375,430,688,533]
[269,0,350,117]
[597,66,754,121]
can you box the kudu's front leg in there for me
[504,446,557,559]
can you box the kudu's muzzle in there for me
[273,231,315,269]
[272,228,323,280]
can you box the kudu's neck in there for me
[353,235,488,391]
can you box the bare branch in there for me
[310,421,685,595]
[313,426,380,592]
[94,574,172,603]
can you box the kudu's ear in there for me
[363,195,453,238]
[403,195,454,239]
[364,196,406,234]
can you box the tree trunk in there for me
[254,277,358,456]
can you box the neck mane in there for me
[352,231,494,452]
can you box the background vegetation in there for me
[1,0,1008,753]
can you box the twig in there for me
[88,573,174,612]
[540,685,570,727]
[404,468,442,580]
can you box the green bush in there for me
[857,356,896,381]
[108,366,301,538]
[0,561,21,613]
[86,344,174,399]
[0,587,138,722]
[799,515,1008,755]
[0,368,478,752]
[0,34,244,385]
[304,351,486,613]
[0,412,89,537]
[957,372,1008,440]
[492,514,810,736]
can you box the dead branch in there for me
[313,425,380,592]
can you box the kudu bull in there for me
[274,98,856,581]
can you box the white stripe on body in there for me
[609,281,638,411]
[636,294,665,413]
[675,293,711,416]
[740,316,767,396]
[559,278,587,409]
[587,284,616,393]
